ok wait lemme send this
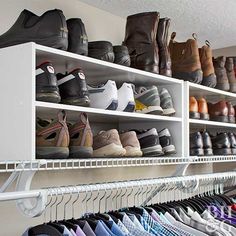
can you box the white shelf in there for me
[189,118,236,128]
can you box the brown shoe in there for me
[225,57,236,93]
[213,56,230,91]
[36,111,69,159]
[226,102,235,123]
[199,42,216,88]
[169,32,203,83]
[68,112,93,158]
[157,18,172,77]
[93,129,126,157]
[120,131,142,157]
[123,12,159,73]
[198,98,209,120]
[208,101,228,123]
[189,96,200,119]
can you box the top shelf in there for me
[35,43,182,86]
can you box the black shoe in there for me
[36,62,60,103]
[211,133,231,155]
[67,18,88,55]
[228,132,236,154]
[189,132,204,156]
[135,128,163,156]
[158,128,176,155]
[0,9,68,50]
[113,45,130,66]
[88,41,114,62]
[57,68,90,106]
[201,131,213,156]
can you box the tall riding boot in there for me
[157,18,172,77]
[123,12,159,74]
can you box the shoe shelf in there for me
[189,119,236,128]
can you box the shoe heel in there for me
[69,146,93,158]
[189,111,200,119]
[61,97,90,106]
[123,102,135,112]
[36,147,69,159]
[213,148,232,155]
[204,148,213,156]
[228,116,235,123]
[106,100,118,110]
[200,113,209,120]
[190,148,204,156]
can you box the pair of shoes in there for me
[133,86,175,116]
[213,56,236,92]
[93,130,142,157]
[36,62,90,106]
[189,97,209,120]
[135,128,176,156]
[169,34,216,87]
[36,112,93,159]
[88,81,135,112]
[190,131,213,156]
[123,12,172,76]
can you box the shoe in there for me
[158,128,176,155]
[198,98,209,120]
[67,18,88,55]
[133,86,163,114]
[0,9,68,50]
[227,102,235,123]
[157,18,172,77]
[201,131,213,156]
[36,61,61,103]
[169,32,203,83]
[189,132,204,156]
[93,129,126,157]
[225,57,236,93]
[117,83,135,112]
[120,131,142,157]
[36,111,69,159]
[57,68,90,106]
[123,12,160,73]
[160,88,175,116]
[88,41,114,62]
[88,80,118,110]
[135,128,163,156]
[189,97,200,119]
[208,101,228,122]
[213,56,230,91]
[211,133,231,155]
[68,113,93,158]
[199,42,216,88]
[113,45,131,67]
[228,132,236,154]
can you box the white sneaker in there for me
[88,80,118,110]
[117,83,135,112]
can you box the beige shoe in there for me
[120,131,142,157]
[93,129,126,157]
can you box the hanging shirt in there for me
[209,206,236,224]
[139,215,155,234]
[94,220,111,236]
[62,225,74,236]
[72,225,86,236]
[107,220,126,236]
[117,219,133,236]
[77,220,96,236]
[99,220,117,236]
[128,213,146,231]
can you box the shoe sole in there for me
[162,108,176,116]
[36,147,69,159]
[232,148,236,154]
[136,106,163,115]
[216,83,230,91]
[141,144,163,157]
[204,148,213,156]
[213,148,232,155]
[173,69,203,84]
[201,74,217,88]
[69,146,93,158]
[162,145,176,155]
[124,146,143,157]
[190,148,204,156]
[36,91,61,103]
[93,143,126,157]
[211,115,228,123]
[229,116,235,123]
[200,113,209,120]
[230,83,236,93]
[61,97,90,106]
[189,111,200,119]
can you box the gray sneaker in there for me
[160,88,175,116]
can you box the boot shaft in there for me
[199,45,214,75]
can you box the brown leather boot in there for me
[227,101,235,123]
[169,32,202,83]
[198,98,209,120]
[208,101,228,123]
[213,56,229,91]
[123,12,159,73]
[189,96,200,119]
[199,42,216,88]
[225,57,236,93]
[157,18,171,77]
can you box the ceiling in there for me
[79,0,236,49]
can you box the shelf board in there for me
[189,118,236,128]
[35,101,182,123]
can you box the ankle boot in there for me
[199,42,216,88]
[225,57,236,93]
[123,12,159,74]
[169,32,202,83]
[213,56,230,91]
[157,18,172,77]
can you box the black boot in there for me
[190,132,204,156]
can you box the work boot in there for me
[157,18,172,77]
[213,56,229,91]
[123,12,159,73]
[169,32,202,83]
[225,57,236,93]
[199,42,216,88]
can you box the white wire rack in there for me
[0,156,235,173]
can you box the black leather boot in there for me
[0,9,68,50]
[201,131,213,156]
[190,132,204,156]
[123,12,160,74]
[113,45,130,66]
[67,18,88,55]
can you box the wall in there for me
[213,46,236,57]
